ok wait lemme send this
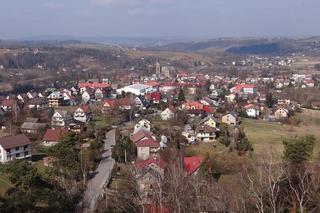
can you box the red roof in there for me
[1,99,15,107]
[136,157,167,170]
[231,83,255,92]
[131,129,154,143]
[101,98,134,109]
[77,105,90,113]
[136,138,160,148]
[146,91,161,101]
[43,128,68,142]
[78,82,111,89]
[203,105,213,113]
[182,101,204,110]
[244,103,260,110]
[184,156,204,174]
[0,134,31,149]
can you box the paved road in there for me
[82,129,116,213]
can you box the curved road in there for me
[82,129,116,213]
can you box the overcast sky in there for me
[1,0,320,39]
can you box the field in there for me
[0,174,12,196]
[242,109,320,159]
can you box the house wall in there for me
[137,147,150,160]
[0,144,32,163]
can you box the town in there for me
[0,37,320,212]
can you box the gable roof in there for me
[131,129,154,143]
[136,138,160,148]
[1,99,15,107]
[0,134,31,149]
[43,128,68,142]
[183,156,204,174]
[136,157,167,170]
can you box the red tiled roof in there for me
[1,99,15,107]
[136,138,159,148]
[231,83,255,92]
[146,80,160,87]
[0,134,31,149]
[203,105,213,113]
[146,91,161,101]
[131,129,154,143]
[78,105,89,113]
[184,156,204,174]
[182,101,204,110]
[136,157,167,170]
[101,98,134,109]
[43,128,68,142]
[244,103,260,110]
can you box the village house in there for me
[196,125,217,142]
[274,107,289,120]
[117,84,153,96]
[51,110,73,127]
[135,95,150,110]
[27,98,47,110]
[222,112,239,125]
[161,107,175,120]
[136,138,160,160]
[244,104,261,118]
[101,98,134,114]
[1,99,18,112]
[134,119,151,133]
[0,134,32,163]
[47,91,63,108]
[131,128,156,144]
[73,105,91,123]
[21,118,46,135]
[230,84,256,94]
[199,114,219,128]
[43,128,69,146]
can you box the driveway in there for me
[82,128,116,213]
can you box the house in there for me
[68,121,84,133]
[230,84,256,94]
[101,98,134,113]
[145,91,161,104]
[21,118,46,135]
[1,99,17,112]
[222,112,238,125]
[135,157,167,176]
[95,88,104,101]
[183,156,204,175]
[131,128,155,144]
[43,128,69,146]
[196,125,217,142]
[27,98,47,110]
[135,95,150,109]
[199,114,219,128]
[81,90,92,103]
[73,105,91,123]
[136,138,160,160]
[225,93,236,103]
[134,119,151,133]
[0,134,32,163]
[51,110,72,127]
[47,92,63,108]
[244,104,260,118]
[161,107,175,120]
[274,107,289,120]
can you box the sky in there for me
[1,0,320,39]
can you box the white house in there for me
[134,119,151,133]
[244,104,260,118]
[51,110,72,127]
[136,138,160,160]
[73,106,90,123]
[82,91,91,103]
[0,134,32,163]
[161,108,175,120]
[47,91,63,108]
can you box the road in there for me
[82,128,116,213]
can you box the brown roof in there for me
[0,134,31,149]
[131,129,154,143]
[43,128,68,142]
[135,138,160,148]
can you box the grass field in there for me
[0,174,12,196]
[242,109,320,159]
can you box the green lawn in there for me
[242,109,320,159]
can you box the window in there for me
[16,153,20,157]
[16,147,19,150]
